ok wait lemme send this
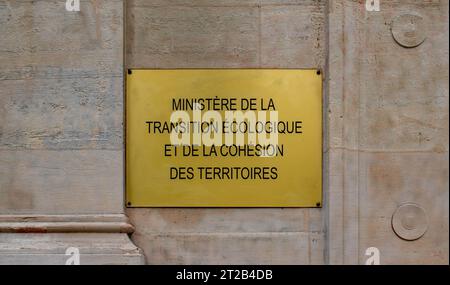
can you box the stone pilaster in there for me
[0,0,143,264]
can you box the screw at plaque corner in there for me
[316,70,321,75]
[128,69,132,75]
[127,202,132,206]
[316,202,321,207]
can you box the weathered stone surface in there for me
[0,0,124,150]
[126,0,326,69]
[359,1,449,151]
[0,77,123,150]
[0,233,144,265]
[0,150,124,214]
[127,208,322,233]
[359,152,449,264]
[126,1,259,68]
[357,1,449,264]
[0,0,447,265]
[126,0,320,7]
[0,1,126,213]
[132,231,323,265]
[0,1,143,264]
[260,3,326,68]
[129,208,324,264]
[327,0,449,264]
[0,0,123,71]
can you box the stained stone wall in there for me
[0,0,124,215]
[0,0,143,264]
[327,0,449,264]
[0,0,448,265]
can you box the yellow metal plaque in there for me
[126,69,322,207]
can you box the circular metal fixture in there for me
[391,13,426,48]
[392,203,428,241]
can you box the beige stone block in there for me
[0,233,143,265]
[359,152,449,264]
[0,0,124,150]
[126,0,259,7]
[126,2,259,68]
[327,0,449,264]
[309,231,324,265]
[127,208,322,233]
[132,231,324,264]
[260,3,326,68]
[327,148,344,264]
[0,150,124,214]
[358,1,449,151]
[127,0,320,7]
[127,207,325,264]
[0,77,123,150]
[0,0,123,72]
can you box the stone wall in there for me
[327,0,449,264]
[0,0,143,264]
[0,0,448,264]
